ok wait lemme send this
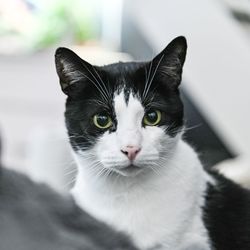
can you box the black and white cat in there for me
[55,36,250,250]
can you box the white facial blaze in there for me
[114,91,144,148]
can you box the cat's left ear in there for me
[152,36,187,89]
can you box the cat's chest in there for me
[73,185,210,250]
[102,194,175,249]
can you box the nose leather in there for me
[121,146,141,161]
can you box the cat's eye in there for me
[143,110,161,126]
[93,114,113,129]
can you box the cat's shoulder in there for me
[203,170,250,250]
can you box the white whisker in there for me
[79,62,110,102]
[143,54,164,100]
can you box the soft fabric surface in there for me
[0,167,136,250]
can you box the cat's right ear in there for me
[151,36,187,89]
[55,47,92,96]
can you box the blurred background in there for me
[0,0,250,191]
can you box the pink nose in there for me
[121,146,141,161]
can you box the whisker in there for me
[78,71,109,103]
[143,54,164,100]
[79,61,110,102]
[183,124,202,132]
[64,176,77,188]
[142,60,153,99]
[64,168,78,176]
[92,66,111,99]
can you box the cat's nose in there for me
[121,146,141,161]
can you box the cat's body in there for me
[55,37,250,250]
[72,139,211,250]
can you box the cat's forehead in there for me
[101,61,144,74]
[99,61,146,102]
[101,61,144,84]
[107,64,145,116]
[114,89,144,116]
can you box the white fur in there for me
[215,156,250,189]
[71,91,213,250]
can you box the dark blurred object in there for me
[0,131,1,159]
[232,10,250,23]
[181,92,234,169]
[223,0,250,27]
[0,168,136,250]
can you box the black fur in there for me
[203,171,250,250]
[55,36,187,151]
[0,167,137,250]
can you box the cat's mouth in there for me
[110,164,143,177]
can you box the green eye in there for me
[93,114,113,129]
[143,110,161,126]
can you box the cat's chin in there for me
[108,165,143,178]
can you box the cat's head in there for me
[55,36,187,178]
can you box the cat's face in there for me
[55,36,187,177]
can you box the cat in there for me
[55,36,250,250]
[0,137,136,250]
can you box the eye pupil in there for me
[146,111,157,123]
[97,115,108,127]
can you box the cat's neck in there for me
[71,139,212,249]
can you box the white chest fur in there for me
[71,140,212,250]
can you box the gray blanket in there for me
[0,167,136,250]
